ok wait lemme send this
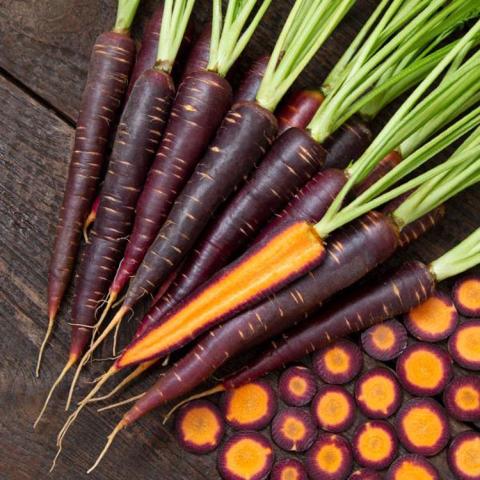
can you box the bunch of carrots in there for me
[34,0,480,474]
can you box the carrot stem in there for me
[114,0,141,33]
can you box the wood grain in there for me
[0,0,479,478]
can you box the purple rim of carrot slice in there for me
[396,343,452,396]
[447,431,480,480]
[403,292,458,342]
[311,385,356,433]
[312,339,363,385]
[395,398,450,456]
[174,399,224,454]
[221,381,277,431]
[448,321,480,371]
[305,433,353,480]
[360,319,408,361]
[278,366,317,407]
[443,375,480,422]
[351,420,398,470]
[270,458,308,480]
[217,431,274,480]
[271,407,317,452]
[452,275,480,317]
[386,454,440,480]
[354,367,402,419]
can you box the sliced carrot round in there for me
[271,458,308,480]
[361,319,407,361]
[306,433,353,480]
[354,367,402,419]
[404,292,458,342]
[443,375,480,422]
[448,321,480,371]
[396,343,452,396]
[217,432,274,480]
[447,431,480,480]
[453,275,480,317]
[311,385,356,433]
[222,381,277,430]
[175,399,224,454]
[271,407,317,452]
[352,420,398,470]
[313,339,363,384]
[396,398,450,456]
[278,366,317,406]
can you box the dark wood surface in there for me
[0,1,478,479]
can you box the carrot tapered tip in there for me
[87,419,127,474]
[33,356,76,429]
[97,392,146,412]
[35,313,57,377]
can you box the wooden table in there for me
[1,1,478,478]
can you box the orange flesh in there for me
[225,384,270,425]
[454,436,480,477]
[403,350,444,389]
[409,296,455,334]
[394,461,436,480]
[455,385,480,411]
[401,407,443,447]
[280,467,300,480]
[372,325,395,351]
[225,438,272,479]
[457,279,480,310]
[357,423,393,462]
[324,347,350,375]
[455,325,480,362]
[289,377,307,397]
[315,444,342,474]
[357,375,396,415]
[280,417,307,443]
[180,406,221,447]
[120,222,324,366]
[315,391,350,426]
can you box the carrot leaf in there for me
[256,0,355,111]
[207,0,272,77]
[431,227,480,281]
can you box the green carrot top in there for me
[207,0,272,77]
[114,0,142,33]
[256,0,355,111]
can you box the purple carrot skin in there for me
[69,70,175,362]
[226,260,434,388]
[149,127,327,322]
[113,211,401,425]
[109,71,233,297]
[82,194,100,243]
[46,31,135,347]
[276,89,325,134]
[118,101,278,312]
[179,23,211,82]
[233,56,270,104]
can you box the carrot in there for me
[179,23,212,82]
[40,0,138,376]
[143,1,469,330]
[82,194,100,243]
[88,0,355,365]
[35,0,198,428]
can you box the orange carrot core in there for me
[314,444,342,474]
[454,436,480,477]
[225,383,270,426]
[357,424,393,462]
[401,407,443,448]
[315,391,350,426]
[456,279,480,311]
[225,438,272,478]
[455,324,480,362]
[394,460,436,480]
[180,406,222,448]
[403,350,444,389]
[119,221,324,367]
[408,295,455,335]
[357,375,396,415]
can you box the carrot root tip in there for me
[97,392,145,413]
[87,420,126,474]
[35,314,56,377]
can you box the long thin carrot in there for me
[34,0,196,427]
[40,0,138,376]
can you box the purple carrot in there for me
[179,23,212,81]
[43,28,136,374]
